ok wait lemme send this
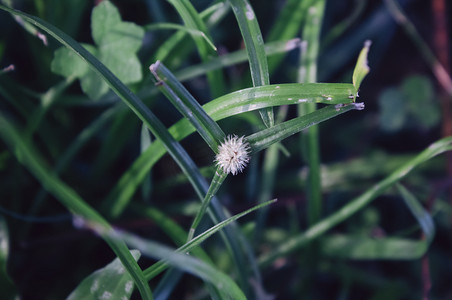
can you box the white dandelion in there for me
[215,135,251,175]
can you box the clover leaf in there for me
[51,1,144,100]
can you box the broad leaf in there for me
[67,250,141,300]
[51,1,144,100]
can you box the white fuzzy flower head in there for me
[215,135,250,175]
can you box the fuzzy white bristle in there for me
[215,135,250,175]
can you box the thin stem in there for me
[298,1,325,226]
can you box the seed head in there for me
[215,135,250,175]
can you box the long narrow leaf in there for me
[319,184,435,260]
[175,39,302,82]
[142,199,277,280]
[113,232,246,300]
[166,0,224,97]
[298,0,325,226]
[150,61,225,152]
[144,22,216,51]
[247,103,364,154]
[228,0,273,127]
[188,168,228,241]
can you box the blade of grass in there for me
[247,103,364,154]
[259,136,452,267]
[166,0,224,97]
[140,123,152,201]
[142,199,277,280]
[187,168,228,241]
[267,0,315,72]
[397,184,435,243]
[150,2,227,64]
[29,104,119,216]
[319,184,435,260]
[298,0,325,226]
[175,39,302,82]
[254,106,289,244]
[321,0,367,49]
[0,113,153,300]
[130,204,214,265]
[113,232,246,300]
[144,22,217,52]
[352,40,372,97]
[25,76,75,137]
[227,0,273,127]
[384,0,452,97]
[131,204,220,300]
[150,61,225,152]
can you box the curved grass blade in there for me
[352,40,372,97]
[166,0,224,97]
[227,0,273,127]
[130,204,213,265]
[151,2,227,64]
[247,103,364,154]
[112,232,246,300]
[150,61,225,152]
[188,168,228,241]
[144,22,216,52]
[259,136,452,267]
[319,184,435,260]
[29,104,119,215]
[266,0,315,71]
[105,83,355,217]
[175,39,302,82]
[0,114,153,300]
[142,199,277,281]
[397,183,435,242]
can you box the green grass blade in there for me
[166,0,224,97]
[130,204,214,265]
[144,22,216,51]
[352,40,372,96]
[319,184,435,260]
[227,0,273,127]
[298,0,325,226]
[151,2,227,64]
[188,168,228,241]
[142,199,277,280]
[397,184,435,243]
[105,83,355,217]
[29,104,119,215]
[267,0,315,71]
[247,103,364,154]
[259,136,452,267]
[0,114,153,300]
[175,39,302,82]
[112,232,246,300]
[150,61,225,152]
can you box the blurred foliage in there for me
[378,74,440,132]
